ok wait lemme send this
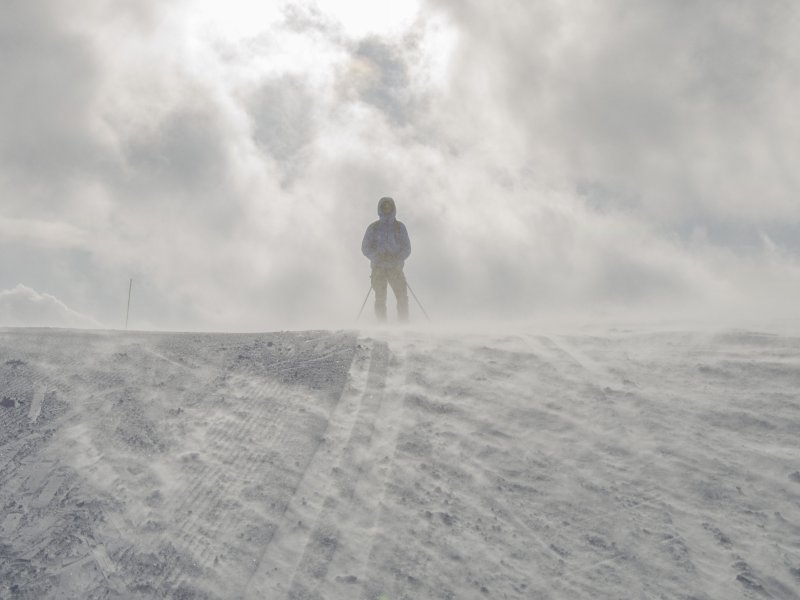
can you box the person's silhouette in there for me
[361,197,411,322]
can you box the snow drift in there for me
[0,327,799,599]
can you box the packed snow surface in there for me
[1,327,799,599]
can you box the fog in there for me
[1,0,798,331]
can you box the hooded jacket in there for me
[361,197,411,269]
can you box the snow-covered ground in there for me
[1,326,799,599]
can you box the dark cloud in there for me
[0,0,104,192]
[247,76,316,179]
[123,103,230,195]
[426,0,800,229]
[281,2,341,38]
[349,37,415,125]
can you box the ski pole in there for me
[356,283,372,322]
[406,281,431,322]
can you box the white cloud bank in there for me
[0,285,102,329]
[0,0,798,331]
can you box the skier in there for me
[361,197,411,322]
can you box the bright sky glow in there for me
[190,0,421,41]
[182,0,426,90]
[190,0,285,40]
[319,0,422,37]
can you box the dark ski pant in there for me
[371,266,408,322]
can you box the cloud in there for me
[345,37,414,125]
[0,0,797,331]
[0,217,88,249]
[425,0,800,226]
[247,75,316,178]
[0,0,104,200]
[0,284,102,329]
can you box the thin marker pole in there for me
[125,278,132,329]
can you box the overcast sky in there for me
[1,0,799,331]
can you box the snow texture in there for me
[0,327,799,599]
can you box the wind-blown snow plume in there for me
[0,284,102,329]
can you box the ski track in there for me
[2,328,800,599]
[290,340,411,600]
[242,337,393,599]
[0,330,360,599]
[148,331,354,598]
[323,342,412,600]
[156,374,294,595]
